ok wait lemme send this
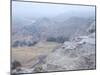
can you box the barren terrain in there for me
[12,42,61,68]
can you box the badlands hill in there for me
[12,21,96,74]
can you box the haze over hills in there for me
[12,1,95,46]
[11,1,96,74]
[12,15,95,47]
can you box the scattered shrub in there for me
[12,41,20,47]
[89,29,95,33]
[34,66,44,72]
[47,36,69,43]
[27,41,37,47]
[12,60,22,70]
[12,40,37,47]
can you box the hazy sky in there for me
[12,1,95,19]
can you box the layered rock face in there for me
[40,21,96,71]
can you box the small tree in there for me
[12,60,22,70]
[12,41,20,47]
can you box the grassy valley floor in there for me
[12,41,61,68]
